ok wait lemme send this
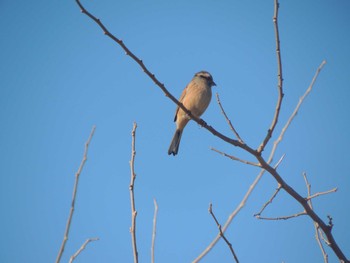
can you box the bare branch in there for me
[55,125,96,263]
[69,238,99,263]
[274,154,285,169]
[129,122,138,263]
[74,0,258,157]
[195,147,285,262]
[315,225,329,263]
[306,188,338,201]
[194,168,266,262]
[211,147,260,167]
[209,204,239,263]
[255,155,349,261]
[257,0,284,153]
[151,199,159,263]
[303,173,329,262]
[75,1,349,262]
[253,155,284,218]
[269,60,327,163]
[254,185,282,218]
[254,58,327,220]
[215,93,244,143]
[256,211,306,221]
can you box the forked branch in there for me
[257,0,284,153]
[69,238,99,263]
[55,126,96,263]
[209,204,239,263]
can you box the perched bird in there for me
[168,71,216,156]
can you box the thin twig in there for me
[129,122,138,263]
[306,188,338,201]
[320,230,331,246]
[254,185,282,217]
[69,238,99,263]
[211,147,260,167]
[257,0,284,153]
[253,155,284,218]
[215,93,244,143]
[209,204,239,263]
[55,126,96,263]
[269,60,327,164]
[274,154,285,169]
[303,173,328,262]
[256,211,306,220]
[151,199,158,263]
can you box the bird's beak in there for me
[213,81,217,86]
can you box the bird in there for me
[168,71,216,156]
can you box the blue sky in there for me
[1,0,350,262]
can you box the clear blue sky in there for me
[1,0,349,262]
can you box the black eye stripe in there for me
[198,74,212,80]
[195,71,214,83]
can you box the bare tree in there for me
[54,0,349,262]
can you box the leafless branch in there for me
[74,0,255,155]
[254,56,327,219]
[256,211,306,221]
[129,122,138,263]
[257,0,284,154]
[254,185,282,218]
[320,230,331,246]
[306,188,338,201]
[253,156,285,218]
[269,60,327,163]
[151,198,158,263]
[75,1,349,262]
[69,238,99,263]
[274,154,285,169]
[215,93,244,143]
[199,57,328,256]
[303,173,329,262]
[211,147,260,167]
[55,125,96,263]
[209,204,239,263]
[195,152,284,261]
[194,168,266,262]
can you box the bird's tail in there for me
[168,129,183,156]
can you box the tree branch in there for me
[254,184,282,218]
[256,156,348,262]
[257,0,284,153]
[55,125,96,263]
[209,204,239,263]
[269,60,326,165]
[74,0,257,156]
[306,188,338,201]
[303,173,329,263]
[69,238,99,263]
[211,147,260,167]
[215,93,244,143]
[74,1,348,262]
[256,211,307,221]
[129,122,138,263]
[151,198,158,263]
[193,167,267,262]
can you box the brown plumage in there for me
[168,71,216,156]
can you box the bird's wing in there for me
[174,85,188,122]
